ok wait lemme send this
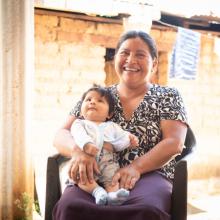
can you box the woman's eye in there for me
[120,51,129,56]
[136,53,145,58]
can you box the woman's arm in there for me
[132,120,187,174]
[53,115,99,184]
[112,120,187,189]
[53,115,78,157]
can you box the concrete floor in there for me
[187,178,220,220]
[188,194,220,219]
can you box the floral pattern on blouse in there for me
[70,84,188,180]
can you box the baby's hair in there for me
[81,84,115,115]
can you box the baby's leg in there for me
[105,181,129,206]
[100,151,129,205]
[78,181,107,205]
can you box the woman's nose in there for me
[126,53,137,63]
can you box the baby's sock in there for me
[65,178,74,186]
[107,188,130,205]
[92,186,108,205]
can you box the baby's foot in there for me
[65,178,74,186]
[92,186,108,205]
[107,188,130,205]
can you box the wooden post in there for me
[0,0,34,219]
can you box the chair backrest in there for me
[171,126,196,220]
[175,126,196,161]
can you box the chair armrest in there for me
[45,154,70,220]
[171,159,187,220]
[175,126,196,161]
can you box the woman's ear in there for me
[152,58,158,74]
[148,58,158,83]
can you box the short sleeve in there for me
[160,87,187,124]
[69,100,82,117]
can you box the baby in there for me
[69,85,138,205]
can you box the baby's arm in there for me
[110,122,139,151]
[84,143,99,157]
[128,133,139,148]
[71,119,99,156]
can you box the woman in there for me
[52,30,188,220]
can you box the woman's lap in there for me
[52,171,172,220]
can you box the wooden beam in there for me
[0,1,34,219]
[35,7,123,25]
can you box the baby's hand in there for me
[84,143,99,157]
[129,134,139,148]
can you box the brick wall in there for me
[168,35,220,137]
[34,10,123,159]
[34,9,220,178]
[168,34,220,179]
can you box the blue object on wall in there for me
[170,27,201,80]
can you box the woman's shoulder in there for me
[151,84,181,97]
[106,84,117,93]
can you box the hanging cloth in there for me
[170,27,201,80]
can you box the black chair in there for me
[45,127,196,220]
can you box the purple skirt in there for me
[53,171,172,220]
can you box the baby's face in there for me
[81,91,110,123]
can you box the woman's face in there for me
[114,37,157,88]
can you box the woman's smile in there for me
[123,66,140,73]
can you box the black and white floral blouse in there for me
[70,84,188,180]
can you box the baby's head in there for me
[80,85,115,122]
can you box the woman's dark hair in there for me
[81,85,115,115]
[115,30,158,60]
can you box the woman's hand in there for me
[68,149,100,185]
[111,164,141,190]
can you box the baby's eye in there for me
[85,98,91,101]
[98,99,104,102]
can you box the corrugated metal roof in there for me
[158,11,220,33]
[35,0,160,20]
[191,15,220,24]
[157,0,220,19]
